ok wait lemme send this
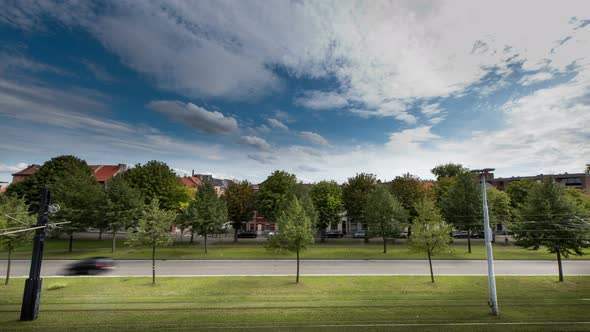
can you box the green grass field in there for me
[0,276,589,331]
[3,238,589,260]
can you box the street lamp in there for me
[471,168,499,316]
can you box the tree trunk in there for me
[98,228,103,240]
[111,230,117,253]
[204,233,208,254]
[382,235,387,253]
[320,229,326,243]
[68,234,74,253]
[296,249,300,284]
[5,248,12,285]
[407,224,412,238]
[152,240,156,285]
[234,226,239,243]
[179,227,184,242]
[427,248,434,283]
[190,230,195,244]
[557,250,564,282]
[467,229,472,253]
[364,232,370,243]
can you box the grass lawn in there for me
[3,238,590,260]
[0,276,589,331]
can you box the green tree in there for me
[431,163,468,180]
[432,177,455,204]
[440,172,482,253]
[103,175,144,252]
[564,188,590,214]
[586,163,590,173]
[255,171,297,222]
[266,197,314,283]
[0,195,35,284]
[510,180,590,282]
[126,199,176,284]
[409,197,452,283]
[388,173,428,237]
[310,181,343,242]
[486,188,512,239]
[343,173,377,243]
[187,182,228,253]
[123,160,189,211]
[505,179,538,210]
[365,185,408,253]
[223,181,255,242]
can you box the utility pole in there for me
[20,189,50,321]
[472,168,499,316]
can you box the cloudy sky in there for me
[0,0,589,183]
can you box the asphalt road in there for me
[1,259,588,277]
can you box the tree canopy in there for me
[123,160,189,211]
[0,194,35,284]
[255,170,297,222]
[388,173,429,236]
[187,181,228,253]
[365,185,408,253]
[342,173,377,228]
[505,179,538,210]
[266,197,314,283]
[510,180,590,281]
[430,163,468,180]
[223,180,255,242]
[310,181,343,242]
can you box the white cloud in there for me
[146,100,238,135]
[300,131,329,146]
[241,135,272,151]
[420,103,443,116]
[268,118,288,130]
[274,110,295,123]
[80,59,116,82]
[0,162,29,173]
[294,90,348,110]
[349,100,416,123]
[519,72,554,86]
[255,124,271,134]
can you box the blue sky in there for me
[1,1,589,183]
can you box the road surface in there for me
[1,259,588,277]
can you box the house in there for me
[180,175,203,189]
[181,171,234,196]
[11,163,127,185]
[0,181,9,193]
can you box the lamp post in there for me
[471,168,499,316]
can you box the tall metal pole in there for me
[480,173,499,316]
[20,189,50,321]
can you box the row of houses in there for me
[7,164,590,235]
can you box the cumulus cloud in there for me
[146,101,238,135]
[519,72,554,86]
[294,90,348,110]
[300,131,329,146]
[268,118,288,130]
[241,135,272,151]
[0,162,29,173]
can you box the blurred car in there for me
[399,230,409,238]
[237,231,258,238]
[353,231,366,238]
[65,257,114,275]
[260,230,275,237]
[326,231,344,238]
[452,231,469,238]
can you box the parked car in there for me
[65,257,114,275]
[399,230,409,238]
[260,230,275,237]
[353,231,366,238]
[237,231,258,238]
[452,230,469,238]
[326,231,344,238]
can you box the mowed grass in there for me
[4,238,590,260]
[0,276,589,331]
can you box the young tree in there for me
[255,170,297,223]
[431,163,468,180]
[486,188,512,240]
[103,175,144,252]
[0,195,35,284]
[365,185,408,253]
[440,172,482,253]
[388,173,428,237]
[409,198,452,283]
[126,199,176,284]
[223,181,256,242]
[123,160,190,211]
[511,180,590,282]
[343,173,377,243]
[266,197,314,283]
[310,181,343,242]
[188,182,228,253]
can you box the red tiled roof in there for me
[12,164,41,176]
[181,176,204,189]
[93,165,126,183]
[421,181,434,188]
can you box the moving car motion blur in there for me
[65,257,115,275]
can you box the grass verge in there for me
[0,276,589,331]
[4,239,590,260]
